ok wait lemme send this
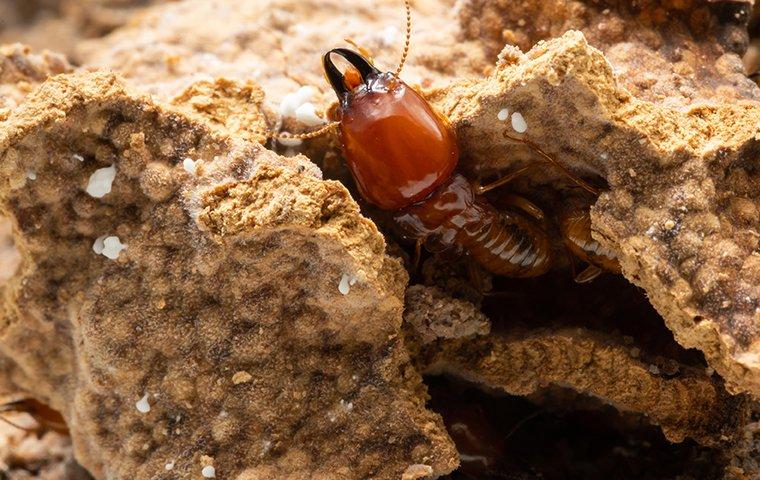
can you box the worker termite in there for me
[278,0,620,281]
[0,397,69,435]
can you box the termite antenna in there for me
[276,121,339,141]
[393,0,412,77]
[503,132,600,196]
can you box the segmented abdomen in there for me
[393,174,552,277]
[559,208,620,273]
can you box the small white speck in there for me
[517,18,526,27]
[279,86,315,117]
[706,366,715,376]
[338,273,357,295]
[101,236,126,260]
[73,154,84,162]
[649,365,660,375]
[92,235,107,254]
[295,102,325,127]
[86,165,117,198]
[202,465,216,478]
[600,152,609,160]
[511,112,527,133]
[497,108,509,121]
[380,25,399,46]
[165,461,174,471]
[638,138,647,145]
[664,219,676,230]
[628,168,636,177]
[183,157,197,175]
[136,394,151,413]
[260,440,272,456]
[340,399,354,412]
[26,170,37,180]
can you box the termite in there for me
[278,0,619,280]
[559,205,622,283]
[0,397,69,435]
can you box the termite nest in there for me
[0,0,758,479]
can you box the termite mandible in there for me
[278,0,620,280]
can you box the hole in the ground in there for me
[482,271,706,368]
[426,375,728,480]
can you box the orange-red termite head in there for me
[323,48,459,210]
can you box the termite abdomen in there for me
[560,208,620,282]
[394,174,552,278]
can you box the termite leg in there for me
[498,194,546,222]
[412,237,425,273]
[0,414,35,433]
[466,258,485,294]
[475,165,533,195]
[574,264,603,284]
[564,246,578,280]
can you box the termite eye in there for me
[322,48,381,97]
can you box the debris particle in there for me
[26,170,36,180]
[232,371,253,384]
[497,108,510,121]
[279,85,315,118]
[664,219,676,230]
[92,235,107,254]
[183,157,197,175]
[402,464,433,480]
[380,25,399,46]
[201,465,216,478]
[511,112,528,133]
[86,165,117,198]
[628,168,637,177]
[73,153,84,162]
[165,461,174,471]
[136,394,151,413]
[100,236,126,260]
[630,347,640,358]
[649,365,660,375]
[517,18,526,27]
[295,102,325,127]
[338,273,357,295]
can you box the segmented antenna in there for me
[277,122,339,141]
[503,132,600,196]
[394,0,412,77]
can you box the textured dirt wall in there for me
[0,0,758,478]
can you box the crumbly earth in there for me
[0,0,759,478]
[429,31,760,399]
[412,324,747,447]
[0,72,457,479]
[457,0,758,106]
[403,286,490,345]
